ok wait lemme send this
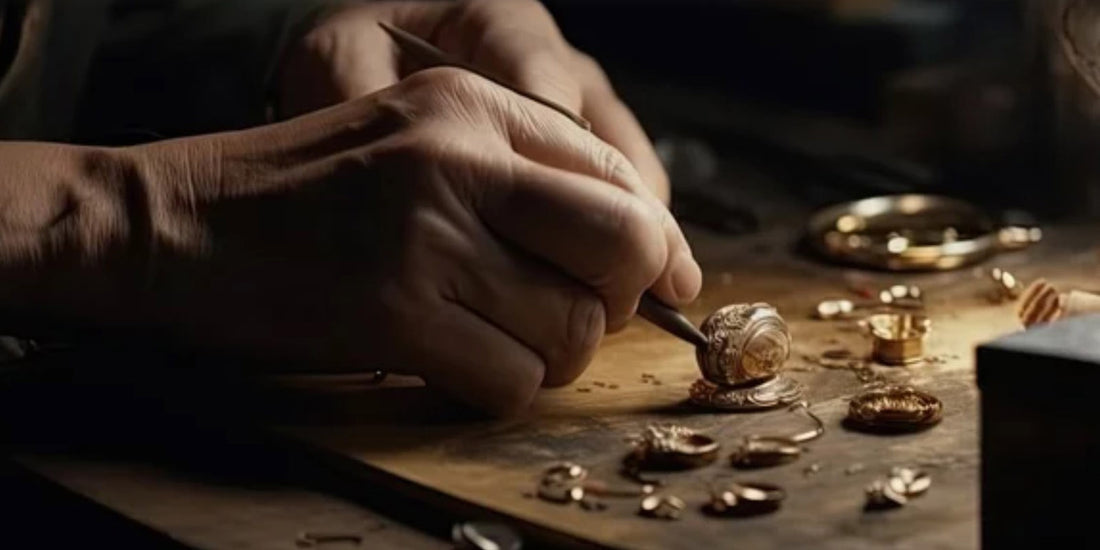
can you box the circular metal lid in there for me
[806,194,1040,271]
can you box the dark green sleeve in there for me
[74,0,345,143]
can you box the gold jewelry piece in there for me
[581,479,656,498]
[704,481,786,517]
[989,268,1023,302]
[537,462,653,504]
[865,478,908,509]
[1018,279,1061,327]
[815,285,922,321]
[543,462,587,484]
[865,467,931,510]
[862,313,931,366]
[1016,280,1100,328]
[452,522,522,550]
[697,303,791,386]
[638,495,686,520]
[888,467,931,498]
[626,424,720,470]
[846,385,943,433]
[878,284,923,308]
[815,299,856,320]
[729,437,802,469]
[806,194,1041,271]
[689,375,804,411]
[729,402,825,468]
[536,462,589,503]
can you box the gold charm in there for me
[862,313,931,366]
[865,467,931,510]
[989,268,1023,302]
[626,424,720,470]
[638,495,686,520]
[846,385,943,433]
[728,437,802,469]
[688,375,804,411]
[696,303,791,386]
[728,402,824,468]
[704,481,786,517]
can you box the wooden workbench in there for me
[267,223,1100,550]
[4,223,1096,549]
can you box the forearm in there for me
[0,142,143,328]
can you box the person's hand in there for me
[277,0,671,202]
[131,68,700,415]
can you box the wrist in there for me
[0,143,154,329]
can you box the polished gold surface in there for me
[627,424,720,470]
[806,194,1041,271]
[696,303,792,386]
[846,385,943,432]
[864,313,931,366]
[688,375,804,411]
[704,482,786,517]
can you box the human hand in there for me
[134,68,700,415]
[277,0,671,201]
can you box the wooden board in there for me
[272,225,1100,549]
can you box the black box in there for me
[977,314,1100,546]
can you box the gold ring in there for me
[729,437,803,469]
[728,402,824,468]
[626,424,720,470]
[704,481,786,517]
[696,303,791,386]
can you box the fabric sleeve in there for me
[74,0,346,143]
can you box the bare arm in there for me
[0,142,141,330]
[0,67,700,414]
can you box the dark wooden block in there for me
[977,314,1100,546]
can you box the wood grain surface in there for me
[273,224,1100,550]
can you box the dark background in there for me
[536,0,1089,224]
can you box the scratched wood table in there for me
[270,223,1100,550]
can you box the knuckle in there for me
[398,68,505,129]
[573,50,608,82]
[371,95,420,130]
[544,294,604,387]
[405,66,492,96]
[596,144,633,186]
[486,362,544,416]
[607,196,667,288]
